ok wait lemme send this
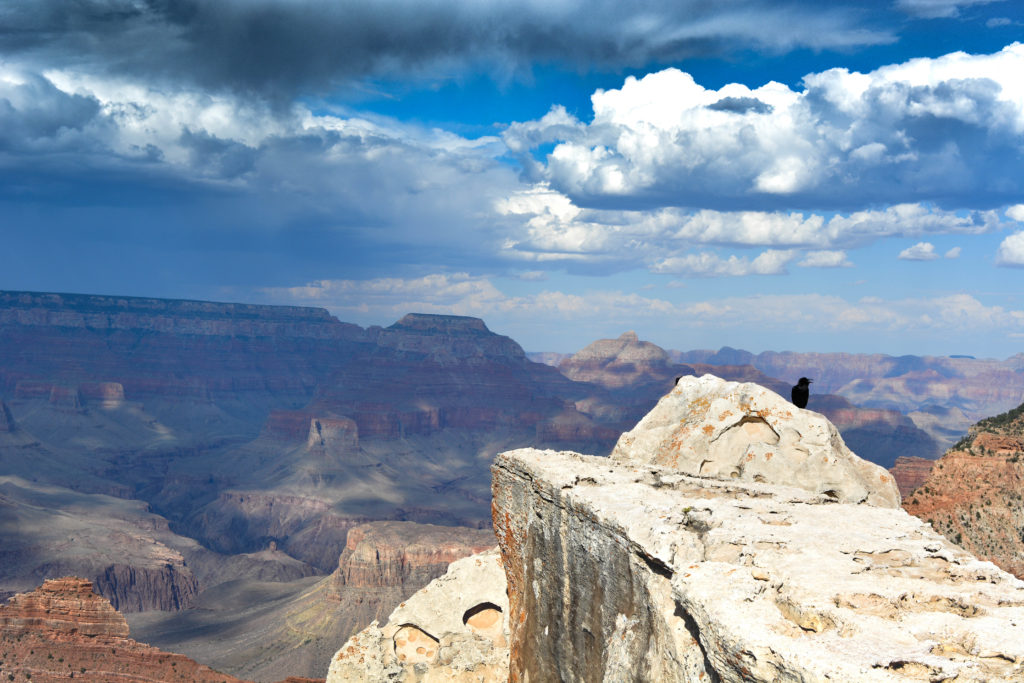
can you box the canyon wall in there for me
[904,402,1024,579]
[0,577,249,682]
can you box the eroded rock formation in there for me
[0,577,248,682]
[328,521,497,596]
[327,549,508,682]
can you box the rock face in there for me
[0,476,201,613]
[0,577,250,682]
[890,456,936,496]
[0,577,130,637]
[328,521,497,596]
[492,448,1024,682]
[327,549,509,682]
[612,374,901,507]
[904,402,1024,579]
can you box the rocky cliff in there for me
[0,577,249,682]
[903,401,1024,579]
[327,549,509,682]
[328,521,496,595]
[124,521,495,682]
[329,375,1024,681]
[890,456,936,497]
[0,290,368,402]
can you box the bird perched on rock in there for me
[791,377,812,408]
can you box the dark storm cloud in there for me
[0,0,894,98]
[707,96,774,114]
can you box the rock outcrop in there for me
[481,376,1024,682]
[0,577,249,682]
[327,549,509,682]
[493,447,1024,682]
[612,374,901,507]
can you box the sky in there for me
[3,1,1024,357]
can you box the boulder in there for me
[612,374,901,507]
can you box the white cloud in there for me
[264,273,676,321]
[895,0,1005,19]
[1006,204,1024,221]
[268,275,1024,344]
[652,250,796,277]
[996,231,1024,266]
[513,43,1024,209]
[898,242,940,260]
[497,184,1009,273]
[799,250,852,267]
[945,246,962,258]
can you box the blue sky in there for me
[3,1,1024,357]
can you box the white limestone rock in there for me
[326,547,508,682]
[612,374,901,507]
[492,448,1024,682]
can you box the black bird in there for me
[791,377,812,409]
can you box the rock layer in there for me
[890,455,936,497]
[328,521,497,595]
[0,577,250,682]
[493,448,1024,682]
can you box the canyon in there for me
[330,375,1024,682]
[4,289,1024,679]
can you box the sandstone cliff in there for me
[904,401,1024,579]
[0,577,248,682]
[493,447,1023,681]
[328,521,496,595]
[890,456,936,497]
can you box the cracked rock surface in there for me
[493,448,1024,682]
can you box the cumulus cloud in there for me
[511,43,1024,211]
[652,250,796,277]
[996,232,1024,266]
[945,246,962,258]
[0,1,894,99]
[799,250,852,267]
[899,242,940,260]
[496,183,1010,273]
